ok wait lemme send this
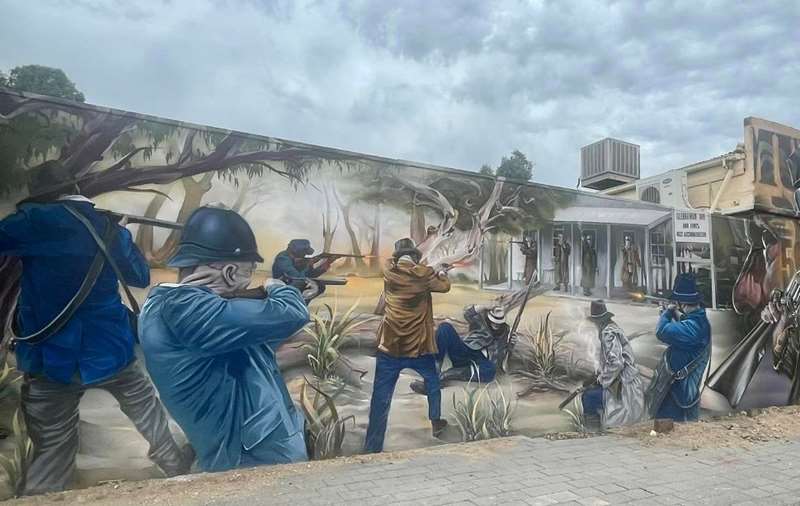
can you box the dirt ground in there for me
[611,405,800,450]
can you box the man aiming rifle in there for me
[272,239,365,299]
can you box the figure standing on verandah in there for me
[408,305,516,395]
[519,233,538,284]
[580,300,644,430]
[139,206,310,472]
[364,238,451,453]
[581,234,598,297]
[553,232,571,292]
[621,234,641,291]
[647,273,711,422]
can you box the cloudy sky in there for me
[2,0,798,187]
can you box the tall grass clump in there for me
[300,379,354,460]
[451,381,516,442]
[513,312,587,397]
[298,299,376,382]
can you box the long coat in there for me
[655,308,711,421]
[621,245,641,289]
[377,257,451,357]
[581,242,598,289]
[553,241,571,285]
[139,284,310,472]
[520,240,538,283]
[0,199,149,385]
[596,322,644,427]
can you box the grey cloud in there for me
[0,0,798,188]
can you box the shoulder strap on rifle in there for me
[63,205,140,315]
[11,213,114,345]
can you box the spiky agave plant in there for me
[452,382,516,442]
[562,397,587,434]
[297,299,377,381]
[299,379,354,460]
[0,409,33,499]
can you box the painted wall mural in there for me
[747,117,800,215]
[1,90,800,498]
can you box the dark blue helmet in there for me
[168,206,264,268]
[288,239,314,256]
[671,273,702,304]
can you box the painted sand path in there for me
[10,407,800,506]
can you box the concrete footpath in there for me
[217,435,800,506]
[14,433,800,506]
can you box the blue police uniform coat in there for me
[139,283,310,472]
[0,200,149,385]
[655,307,711,421]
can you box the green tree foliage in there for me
[1,65,85,102]
[478,164,494,176]
[496,150,533,181]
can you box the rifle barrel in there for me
[97,209,185,230]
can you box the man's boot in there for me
[432,419,448,439]
[584,414,603,432]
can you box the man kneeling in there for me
[410,305,513,394]
[139,206,310,472]
[581,300,644,430]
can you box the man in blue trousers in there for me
[409,305,512,395]
[139,206,310,472]
[0,193,191,495]
[654,273,712,421]
[364,238,451,453]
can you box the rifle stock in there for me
[706,320,772,408]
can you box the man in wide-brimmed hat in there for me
[364,238,451,453]
[409,304,514,395]
[581,300,644,429]
[653,273,711,421]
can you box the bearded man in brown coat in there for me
[364,238,451,453]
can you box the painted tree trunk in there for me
[150,173,214,266]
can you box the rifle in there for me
[220,277,348,303]
[307,252,370,263]
[499,270,539,373]
[629,292,670,307]
[707,272,800,408]
[96,209,185,230]
[559,381,598,410]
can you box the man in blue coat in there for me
[139,206,310,472]
[0,194,190,495]
[655,273,712,421]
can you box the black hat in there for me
[671,273,702,304]
[393,238,421,259]
[168,206,263,267]
[588,300,614,320]
[288,239,314,256]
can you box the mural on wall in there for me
[1,90,800,498]
[747,117,800,215]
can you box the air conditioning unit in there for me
[581,138,640,190]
